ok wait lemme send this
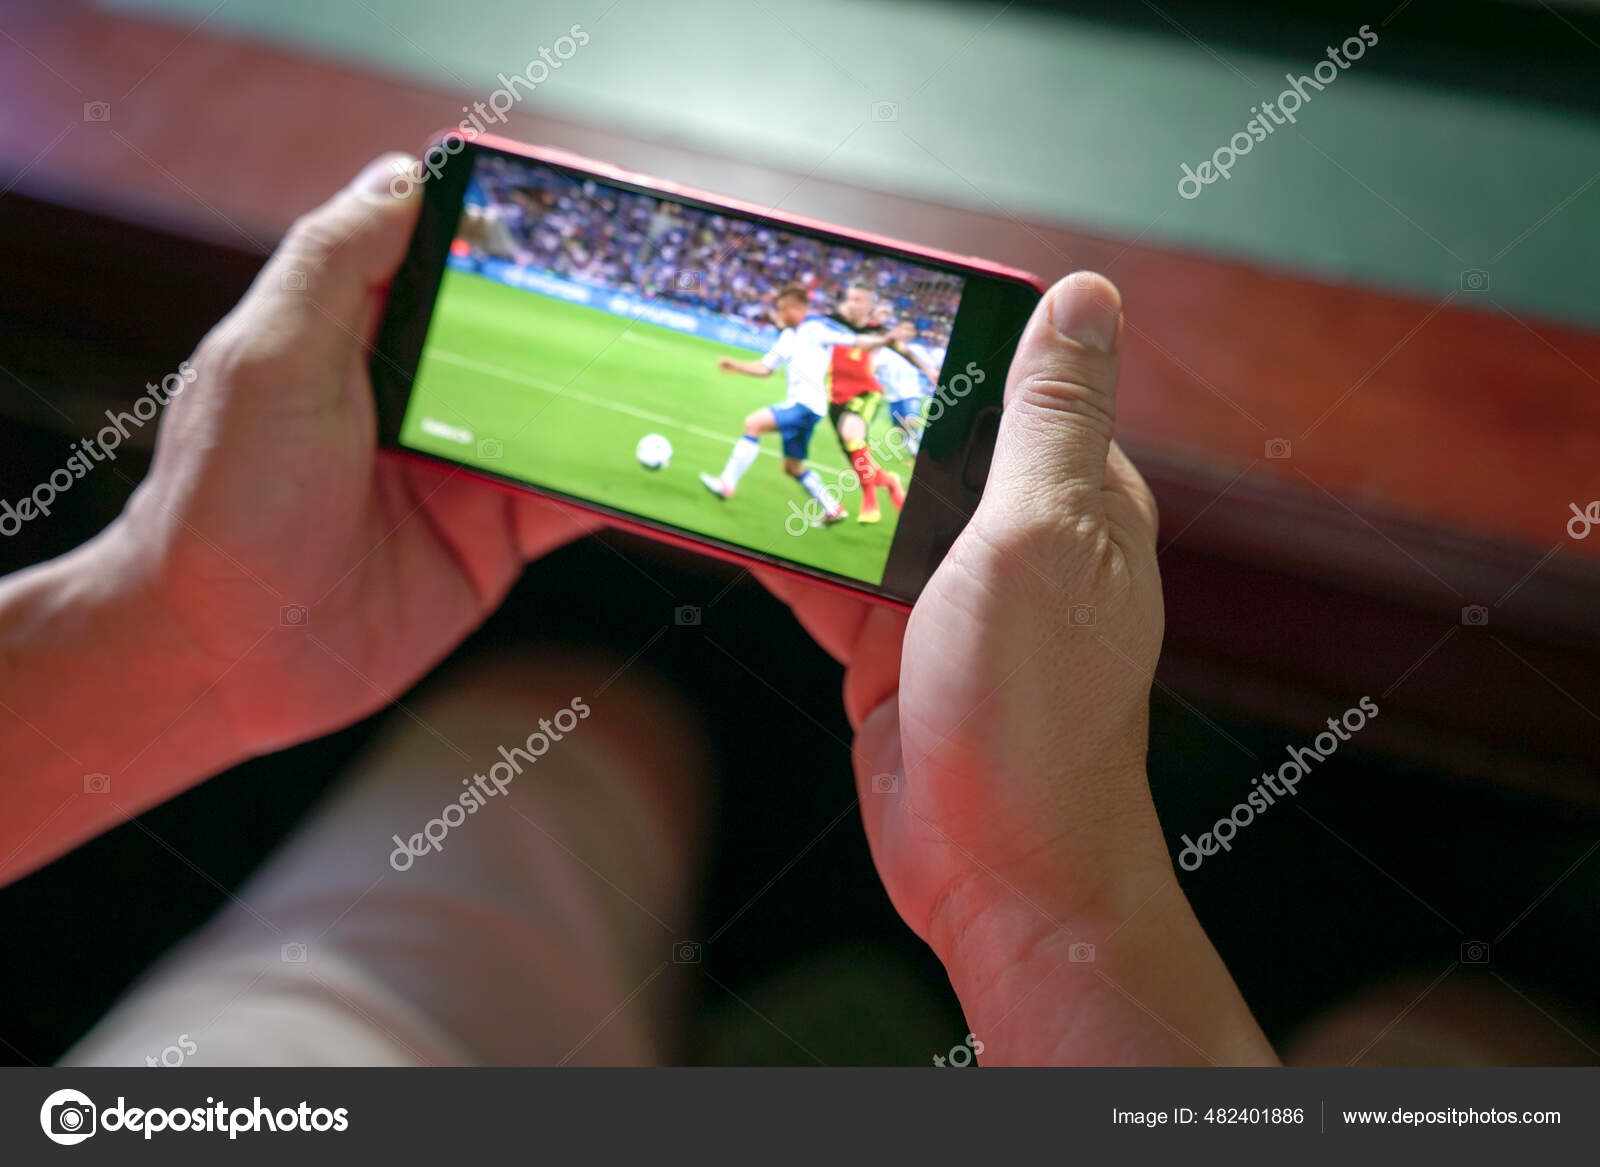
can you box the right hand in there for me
[761,272,1275,1064]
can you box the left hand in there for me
[112,154,595,759]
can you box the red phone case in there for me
[386,130,1045,610]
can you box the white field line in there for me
[425,348,855,475]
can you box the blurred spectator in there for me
[467,156,961,346]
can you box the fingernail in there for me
[1051,272,1121,352]
[351,153,418,200]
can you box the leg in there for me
[891,397,926,456]
[778,411,845,524]
[701,408,774,499]
[835,397,901,522]
[65,650,708,1066]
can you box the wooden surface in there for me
[0,2,1595,802]
[3,3,1596,576]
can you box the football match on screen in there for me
[398,152,967,586]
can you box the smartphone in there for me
[372,133,1042,607]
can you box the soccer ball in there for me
[635,433,672,471]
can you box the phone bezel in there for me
[371,133,1043,607]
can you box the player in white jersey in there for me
[457,181,538,267]
[698,285,847,522]
[872,341,929,455]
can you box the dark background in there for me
[1,0,1598,1066]
[0,196,1595,1064]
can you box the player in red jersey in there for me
[824,286,938,523]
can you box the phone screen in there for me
[377,142,1033,602]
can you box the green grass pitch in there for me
[399,269,916,584]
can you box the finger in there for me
[752,567,906,728]
[987,271,1123,517]
[851,695,904,873]
[240,154,423,376]
[512,494,602,561]
[840,604,908,729]
[751,567,872,666]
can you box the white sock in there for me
[721,436,760,487]
[797,470,841,514]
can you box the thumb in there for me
[245,153,424,368]
[985,271,1123,516]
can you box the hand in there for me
[761,272,1274,1064]
[110,154,594,759]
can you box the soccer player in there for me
[874,338,931,456]
[821,287,938,523]
[457,182,538,267]
[864,306,941,458]
[698,286,847,524]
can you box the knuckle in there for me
[1010,371,1116,438]
[284,207,341,256]
[279,202,362,276]
[1139,483,1160,531]
[962,503,1103,594]
[195,318,279,394]
[1104,488,1157,545]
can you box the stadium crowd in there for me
[468,156,961,346]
